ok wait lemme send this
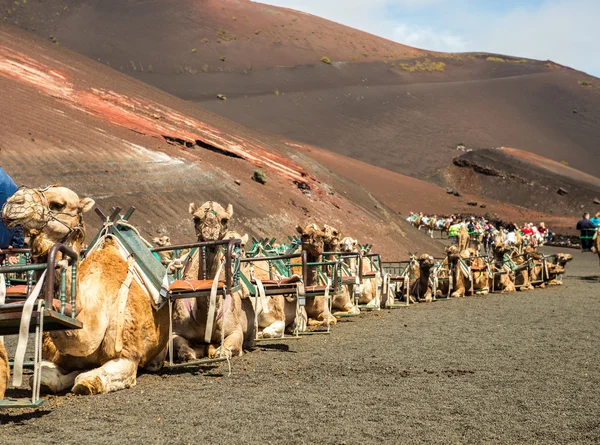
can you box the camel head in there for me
[189,201,233,241]
[296,223,325,257]
[445,245,460,261]
[418,254,435,271]
[339,236,358,253]
[223,230,249,250]
[2,186,94,255]
[152,235,171,247]
[555,253,573,267]
[322,224,341,249]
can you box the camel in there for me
[545,253,573,285]
[295,224,336,327]
[322,230,359,316]
[339,236,380,310]
[470,250,490,295]
[172,201,253,362]
[490,241,516,293]
[457,225,471,253]
[510,248,534,291]
[410,254,434,302]
[445,246,474,297]
[0,342,8,399]
[236,233,306,338]
[2,186,170,395]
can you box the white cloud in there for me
[392,24,466,52]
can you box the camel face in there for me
[3,186,94,240]
[296,223,325,257]
[152,235,171,247]
[339,236,357,253]
[322,224,340,247]
[189,201,233,242]
[445,245,461,261]
[555,253,573,267]
[418,254,435,270]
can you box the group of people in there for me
[576,212,600,252]
[407,212,553,254]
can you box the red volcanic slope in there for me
[0,26,444,258]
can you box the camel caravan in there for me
[0,185,577,408]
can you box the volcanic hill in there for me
[4,0,599,223]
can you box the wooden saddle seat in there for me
[250,275,302,286]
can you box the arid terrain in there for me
[1,246,598,444]
[2,0,598,222]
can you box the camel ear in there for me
[189,203,197,215]
[240,233,249,246]
[225,204,234,219]
[79,198,95,213]
[296,225,304,234]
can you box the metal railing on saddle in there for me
[431,256,453,300]
[381,260,413,308]
[358,252,382,310]
[239,250,308,341]
[0,243,81,409]
[322,251,362,318]
[152,238,242,368]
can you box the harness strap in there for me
[254,278,270,314]
[204,258,225,344]
[13,270,47,387]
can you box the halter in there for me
[3,185,85,245]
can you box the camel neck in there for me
[304,250,320,286]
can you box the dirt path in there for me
[1,247,598,444]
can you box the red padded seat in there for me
[6,285,28,296]
[169,280,223,293]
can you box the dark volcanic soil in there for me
[1,246,598,444]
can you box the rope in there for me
[204,257,225,343]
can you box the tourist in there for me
[0,166,24,264]
[448,219,462,245]
[591,212,600,227]
[576,213,595,252]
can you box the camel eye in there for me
[50,201,65,211]
[221,218,228,225]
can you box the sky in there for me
[257,0,599,77]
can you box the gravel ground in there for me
[1,246,598,444]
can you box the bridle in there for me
[3,185,85,245]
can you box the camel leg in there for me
[451,287,465,298]
[208,326,244,358]
[261,320,285,339]
[36,361,82,394]
[172,334,198,362]
[72,358,138,395]
[143,346,168,372]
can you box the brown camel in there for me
[457,225,471,253]
[410,254,434,302]
[322,229,359,316]
[510,248,534,291]
[545,253,573,285]
[296,224,336,327]
[2,186,170,395]
[172,201,253,361]
[445,246,473,297]
[490,241,516,293]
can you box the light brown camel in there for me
[339,237,380,308]
[545,253,573,285]
[236,233,306,338]
[445,246,473,297]
[0,342,8,399]
[470,250,490,294]
[2,186,170,395]
[510,248,534,291]
[490,241,516,293]
[296,224,336,327]
[322,230,359,316]
[172,201,253,361]
[410,254,434,302]
[457,225,471,253]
